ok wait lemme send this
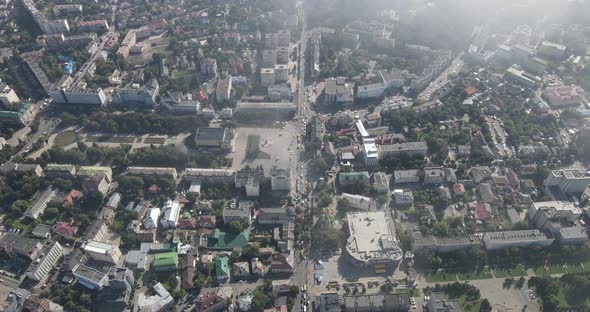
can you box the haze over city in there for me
[0,0,589,311]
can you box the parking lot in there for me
[229,124,298,174]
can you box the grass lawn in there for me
[425,270,457,283]
[456,268,493,281]
[246,135,271,159]
[459,297,482,312]
[85,135,136,143]
[534,263,568,276]
[143,137,166,144]
[54,131,78,147]
[174,69,197,78]
[493,264,527,278]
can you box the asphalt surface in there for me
[291,7,312,312]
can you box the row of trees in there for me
[130,146,230,169]
[60,112,208,135]
[42,145,130,168]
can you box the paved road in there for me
[292,6,311,312]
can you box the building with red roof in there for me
[53,221,78,238]
[452,183,465,196]
[470,202,492,223]
[177,218,197,230]
[464,86,478,96]
[198,215,216,228]
[65,189,82,206]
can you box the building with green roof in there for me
[45,164,77,178]
[338,171,370,186]
[215,256,230,282]
[152,252,178,271]
[78,166,113,181]
[0,103,37,126]
[207,228,250,250]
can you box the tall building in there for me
[111,80,159,106]
[274,65,289,82]
[378,142,428,160]
[277,30,290,47]
[544,169,590,194]
[362,138,379,167]
[0,80,20,106]
[270,167,291,192]
[262,49,276,67]
[260,68,275,87]
[215,78,232,103]
[324,78,354,105]
[25,242,63,281]
[160,200,181,229]
[200,58,218,77]
[82,240,122,264]
[50,77,107,106]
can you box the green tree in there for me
[479,298,491,312]
[313,158,329,172]
[117,175,145,196]
[228,221,244,234]
[11,200,30,216]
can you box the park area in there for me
[53,131,78,147]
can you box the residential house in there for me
[232,261,250,279]
[215,256,230,283]
[81,175,110,196]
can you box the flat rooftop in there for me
[346,211,402,263]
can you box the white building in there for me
[25,187,57,219]
[341,193,374,211]
[136,283,174,312]
[544,169,590,194]
[82,240,122,264]
[345,211,403,267]
[356,83,385,100]
[483,230,554,250]
[0,81,20,106]
[160,200,181,229]
[144,208,161,230]
[379,68,405,88]
[50,85,107,106]
[25,242,63,281]
[111,80,159,106]
[362,138,379,168]
[538,40,566,59]
[528,201,584,237]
